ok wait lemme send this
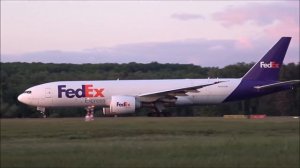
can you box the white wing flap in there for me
[138,81,224,101]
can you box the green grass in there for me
[1,117,299,168]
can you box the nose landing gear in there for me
[37,106,46,118]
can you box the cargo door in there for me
[45,88,52,98]
[39,88,52,106]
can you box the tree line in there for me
[1,62,299,118]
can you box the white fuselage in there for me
[18,79,241,108]
[17,37,296,116]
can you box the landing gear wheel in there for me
[37,107,46,118]
[153,102,165,117]
[85,106,94,121]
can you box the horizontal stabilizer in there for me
[254,80,300,90]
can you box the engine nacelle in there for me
[103,96,141,115]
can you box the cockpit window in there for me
[24,90,32,94]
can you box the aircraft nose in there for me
[17,94,26,104]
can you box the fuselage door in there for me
[45,88,52,98]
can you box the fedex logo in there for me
[58,85,104,98]
[116,102,130,107]
[260,61,280,69]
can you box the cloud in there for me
[2,38,298,67]
[213,2,298,27]
[213,2,299,48]
[171,13,204,21]
[235,37,253,49]
[208,45,225,51]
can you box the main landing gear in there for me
[147,102,169,117]
[85,106,95,121]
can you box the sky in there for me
[1,1,299,67]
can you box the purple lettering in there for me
[58,84,104,98]
[58,85,66,98]
[66,89,75,98]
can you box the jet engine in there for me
[103,96,141,115]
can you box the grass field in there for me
[1,117,299,168]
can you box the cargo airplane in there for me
[18,37,300,120]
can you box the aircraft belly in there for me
[192,95,227,104]
[175,96,194,105]
[38,98,53,107]
[176,79,241,105]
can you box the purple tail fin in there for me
[242,37,291,81]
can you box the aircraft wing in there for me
[254,80,300,90]
[138,81,225,102]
